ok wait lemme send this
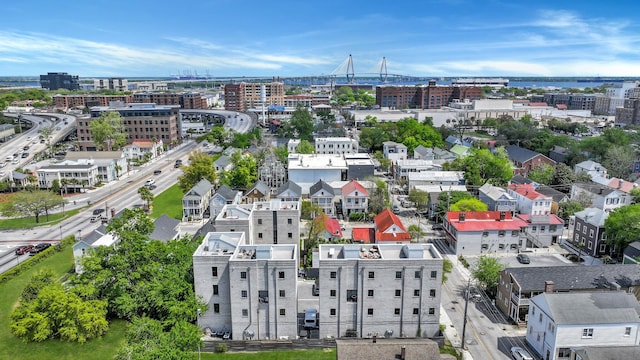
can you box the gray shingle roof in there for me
[510,174,534,185]
[479,183,512,201]
[414,145,432,157]
[573,181,616,196]
[149,214,180,242]
[533,291,640,325]
[503,264,640,292]
[572,346,640,360]
[215,184,238,201]
[624,241,640,260]
[275,180,301,197]
[506,145,550,163]
[574,207,608,227]
[246,180,270,196]
[309,179,335,196]
[214,155,230,168]
[185,179,212,198]
[535,185,568,202]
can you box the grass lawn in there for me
[0,208,81,230]
[150,183,184,220]
[199,349,336,360]
[0,247,127,360]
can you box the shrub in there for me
[215,343,228,353]
[458,255,470,268]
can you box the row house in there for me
[570,182,630,213]
[527,291,640,360]
[567,208,610,258]
[317,243,443,339]
[517,214,564,248]
[288,154,348,195]
[193,232,298,340]
[496,264,640,327]
[574,160,607,179]
[315,213,343,240]
[478,184,517,213]
[182,179,214,221]
[383,141,408,164]
[209,185,242,219]
[443,211,528,256]
[374,209,411,244]
[214,155,233,173]
[252,199,300,245]
[212,205,254,243]
[310,180,338,217]
[243,181,271,204]
[310,179,372,218]
[341,179,369,216]
[507,183,552,216]
[274,181,302,202]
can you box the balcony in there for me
[511,292,529,305]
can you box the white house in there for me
[570,182,630,213]
[526,291,640,360]
[314,137,358,155]
[507,183,552,216]
[123,139,163,161]
[383,141,407,164]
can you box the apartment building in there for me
[84,103,181,149]
[53,95,133,109]
[251,199,300,245]
[315,137,358,155]
[443,211,527,255]
[317,243,443,339]
[132,92,205,109]
[36,160,99,192]
[376,80,482,110]
[193,232,299,340]
[212,204,254,244]
[224,82,285,112]
[93,78,128,91]
[40,72,79,90]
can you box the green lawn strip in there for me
[199,348,336,360]
[150,183,183,220]
[0,246,126,360]
[0,208,81,230]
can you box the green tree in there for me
[408,189,429,213]
[558,201,584,221]
[408,224,425,240]
[359,127,389,152]
[137,186,154,210]
[630,188,640,204]
[11,276,108,343]
[0,190,63,223]
[289,106,314,141]
[88,111,127,151]
[527,164,554,185]
[604,204,640,258]
[472,255,504,293]
[177,151,217,193]
[442,259,453,283]
[220,151,258,190]
[450,198,488,212]
[368,178,390,215]
[434,191,472,222]
[273,146,289,165]
[115,317,201,360]
[602,145,635,179]
[50,179,61,195]
[551,163,577,193]
[295,139,315,154]
[445,148,513,186]
[333,86,355,107]
[301,200,322,220]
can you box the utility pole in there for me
[461,278,470,349]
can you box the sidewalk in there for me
[440,304,474,360]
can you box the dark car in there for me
[431,224,443,230]
[148,184,157,191]
[21,152,28,158]
[92,208,105,216]
[15,245,34,255]
[516,254,530,264]
[23,145,29,151]
[29,243,51,256]
[153,169,162,175]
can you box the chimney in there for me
[401,346,406,360]
[599,187,604,194]
[500,211,506,221]
[618,179,623,189]
[544,280,555,293]
[459,212,466,222]
[372,335,377,343]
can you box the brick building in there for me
[376,80,482,109]
[224,82,285,111]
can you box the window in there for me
[211,267,218,277]
[539,313,543,322]
[395,308,401,315]
[367,308,374,316]
[589,229,594,237]
[532,226,537,232]
[430,289,436,297]
[395,289,401,297]
[330,271,337,279]
[368,271,375,279]
[482,231,489,237]
[499,244,505,250]
[240,271,247,279]
[498,230,506,237]
[368,289,374,297]
[279,271,285,279]
[258,233,263,239]
[258,219,262,225]
[214,304,220,313]
[428,308,435,315]
[279,309,286,316]
[396,271,402,279]
[414,289,420,297]
[242,309,248,317]
[540,226,546,232]
[415,271,421,279]
[430,271,437,279]
[576,223,581,231]
[625,327,632,336]
[347,290,358,302]
[511,230,519,236]
[582,328,593,338]
[241,290,247,298]
[481,244,489,250]
[288,232,293,238]
[279,290,285,297]
[213,285,219,295]
[330,308,336,316]
[330,289,336,297]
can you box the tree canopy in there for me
[0,190,64,223]
[177,151,217,193]
[450,198,488,212]
[358,117,444,153]
[472,255,504,293]
[220,151,258,190]
[444,148,513,187]
[295,139,315,154]
[604,204,640,258]
[88,111,127,151]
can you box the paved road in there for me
[181,109,255,134]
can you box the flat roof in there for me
[288,154,347,170]
[319,243,441,260]
[215,204,253,221]
[194,232,244,257]
[233,245,297,260]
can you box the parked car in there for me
[15,245,34,255]
[304,308,319,329]
[153,169,162,175]
[392,205,400,214]
[510,346,533,360]
[21,152,28,158]
[312,279,319,296]
[431,224,443,230]
[516,254,530,264]
[23,145,29,151]
[148,184,157,191]
[29,243,51,255]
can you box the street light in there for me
[196,308,202,360]
[461,278,471,349]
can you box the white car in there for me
[0,162,6,168]
[11,158,19,164]
[145,179,155,187]
[510,346,533,360]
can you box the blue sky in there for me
[2,0,640,77]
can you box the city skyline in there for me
[2,1,640,77]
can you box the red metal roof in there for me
[342,179,369,197]
[607,178,636,193]
[352,228,374,243]
[516,214,564,225]
[315,213,343,238]
[508,183,548,201]
[556,104,567,110]
[447,211,528,231]
[374,209,410,242]
[528,102,548,107]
